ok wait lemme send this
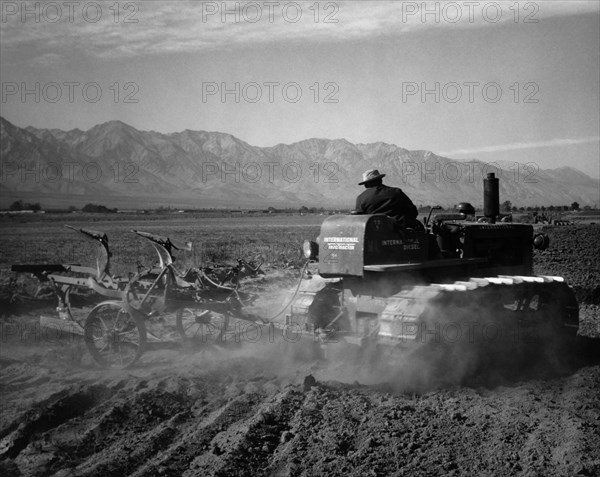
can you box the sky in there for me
[1,0,599,178]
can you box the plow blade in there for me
[40,315,84,336]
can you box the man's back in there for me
[355,184,418,226]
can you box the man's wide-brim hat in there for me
[359,169,386,185]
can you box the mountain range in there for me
[1,116,598,209]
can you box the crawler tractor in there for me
[289,174,579,361]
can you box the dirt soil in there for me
[1,225,599,477]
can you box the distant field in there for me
[0,213,325,276]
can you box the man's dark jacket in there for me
[355,184,419,227]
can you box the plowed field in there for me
[1,223,599,477]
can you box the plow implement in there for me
[11,225,273,369]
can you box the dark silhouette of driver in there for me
[355,169,423,229]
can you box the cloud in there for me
[438,136,600,156]
[1,1,598,62]
[29,52,64,67]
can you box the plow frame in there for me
[11,225,266,369]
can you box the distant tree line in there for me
[502,201,581,212]
[433,201,584,213]
[259,206,328,214]
[298,206,326,214]
[81,203,117,213]
[9,200,41,211]
[417,202,589,214]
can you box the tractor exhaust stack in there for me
[484,172,500,223]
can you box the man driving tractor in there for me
[354,169,423,229]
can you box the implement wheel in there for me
[176,307,230,347]
[84,302,147,368]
